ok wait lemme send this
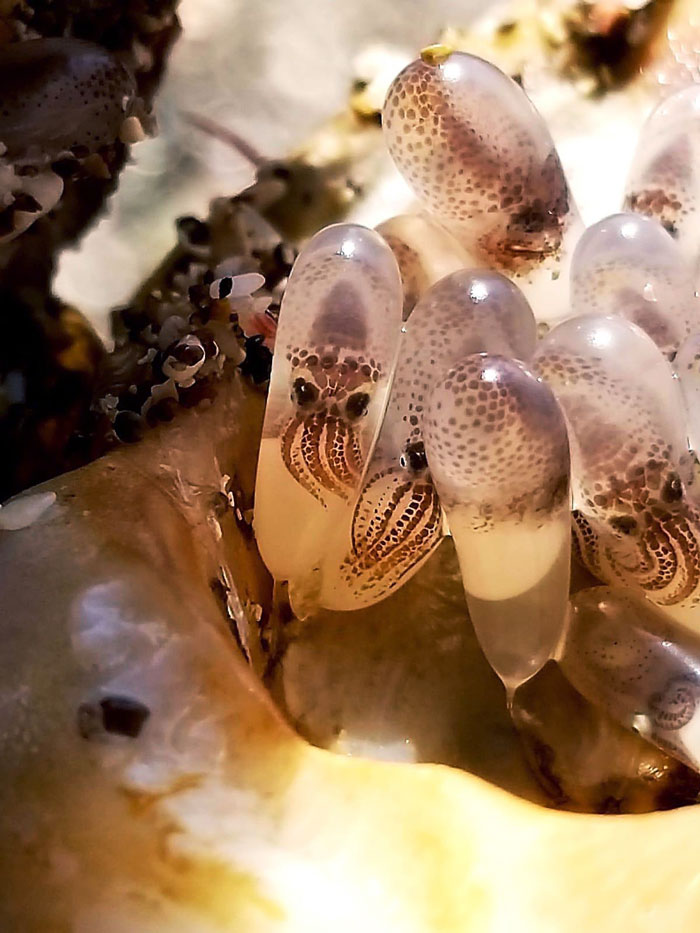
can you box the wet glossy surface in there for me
[424,354,570,692]
[383,50,583,323]
[570,212,699,359]
[254,223,402,595]
[320,269,537,611]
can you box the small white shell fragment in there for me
[0,491,57,531]
[209,272,265,301]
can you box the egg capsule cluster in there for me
[318,269,537,612]
[255,49,700,776]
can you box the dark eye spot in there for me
[609,515,638,535]
[662,472,683,503]
[509,201,548,234]
[292,377,319,407]
[400,440,428,473]
[345,391,370,420]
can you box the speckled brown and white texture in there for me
[324,270,537,610]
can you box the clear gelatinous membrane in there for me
[423,354,571,695]
[254,223,402,587]
[382,50,583,324]
[570,212,699,359]
[624,84,700,272]
[676,332,700,455]
[533,314,700,628]
[319,270,537,611]
[561,586,700,774]
[375,213,472,319]
[512,660,700,812]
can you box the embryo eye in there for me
[291,378,319,407]
[345,391,370,420]
[400,440,428,473]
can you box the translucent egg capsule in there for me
[382,49,583,325]
[624,84,700,271]
[533,315,700,626]
[561,586,700,773]
[676,332,700,455]
[319,270,537,611]
[512,660,700,812]
[375,214,472,319]
[254,224,402,587]
[423,355,571,696]
[570,212,699,359]
[0,38,139,162]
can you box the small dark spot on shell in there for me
[239,335,272,384]
[217,276,233,299]
[78,695,150,739]
[51,156,80,178]
[114,409,144,443]
[100,695,150,737]
[270,164,292,181]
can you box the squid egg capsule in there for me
[533,313,691,509]
[382,49,582,324]
[533,315,700,615]
[561,587,700,773]
[372,267,538,463]
[0,38,139,162]
[375,213,472,320]
[570,212,699,359]
[625,84,700,272]
[676,332,700,456]
[254,223,402,586]
[423,354,571,695]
